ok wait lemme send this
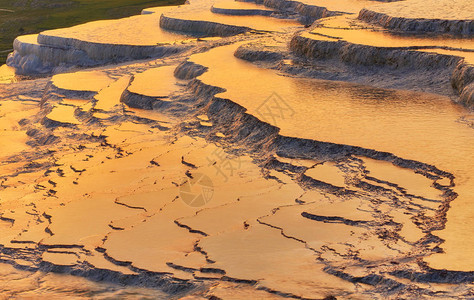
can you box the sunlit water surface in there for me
[190,43,474,271]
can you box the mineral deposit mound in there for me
[0,0,473,298]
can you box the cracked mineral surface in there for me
[0,0,473,299]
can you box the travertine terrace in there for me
[0,0,473,298]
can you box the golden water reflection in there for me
[190,43,474,271]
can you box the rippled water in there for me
[190,43,474,270]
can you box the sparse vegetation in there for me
[0,0,185,62]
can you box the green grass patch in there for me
[0,0,185,62]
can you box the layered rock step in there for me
[1,0,473,298]
[159,0,301,35]
[7,7,189,75]
[359,0,474,35]
[6,0,305,75]
[2,59,466,298]
[289,14,474,108]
